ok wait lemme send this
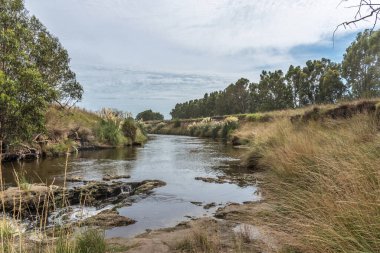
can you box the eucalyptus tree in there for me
[342,30,380,97]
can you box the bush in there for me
[47,140,77,156]
[122,118,137,141]
[221,116,239,139]
[173,119,181,128]
[96,120,125,146]
[211,125,222,139]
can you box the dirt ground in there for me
[106,201,295,253]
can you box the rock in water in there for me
[102,174,131,181]
[82,209,136,228]
[0,180,166,217]
[133,180,166,194]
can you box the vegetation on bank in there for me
[254,105,380,252]
[148,116,240,140]
[147,99,380,252]
[42,106,147,156]
[170,30,380,119]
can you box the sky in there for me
[24,0,370,118]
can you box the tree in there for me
[286,59,347,106]
[286,65,309,107]
[136,110,164,121]
[0,0,50,145]
[254,70,293,111]
[225,78,250,114]
[28,16,83,107]
[0,0,82,145]
[342,30,380,97]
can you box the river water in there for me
[2,135,259,238]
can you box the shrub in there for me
[47,140,77,155]
[211,124,222,139]
[173,119,181,128]
[122,118,137,141]
[221,116,239,139]
[96,120,125,146]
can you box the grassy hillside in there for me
[148,100,380,252]
[35,106,147,157]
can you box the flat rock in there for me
[82,209,135,228]
[194,177,226,184]
[203,202,216,209]
[0,179,166,217]
[134,180,166,194]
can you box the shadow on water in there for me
[2,135,259,238]
[2,147,139,186]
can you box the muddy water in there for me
[2,135,259,238]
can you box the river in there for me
[2,135,259,238]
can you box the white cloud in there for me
[24,0,369,116]
[63,0,360,53]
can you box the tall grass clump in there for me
[0,219,18,253]
[252,113,380,252]
[174,229,221,253]
[55,233,76,253]
[95,108,146,145]
[76,229,106,253]
[185,116,239,139]
[54,229,106,253]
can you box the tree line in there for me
[0,0,83,144]
[170,30,380,119]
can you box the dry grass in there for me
[243,108,380,252]
[45,106,101,133]
[174,229,222,253]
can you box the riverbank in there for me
[1,106,147,163]
[136,99,380,252]
[1,99,379,252]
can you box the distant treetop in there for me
[136,110,164,121]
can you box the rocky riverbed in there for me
[0,179,166,229]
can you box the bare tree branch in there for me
[333,0,380,45]
[336,0,380,33]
